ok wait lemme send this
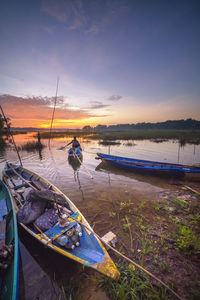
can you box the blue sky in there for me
[0,0,200,128]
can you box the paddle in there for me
[57,141,71,150]
[57,144,68,150]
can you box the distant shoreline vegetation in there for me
[8,119,200,145]
[10,118,200,133]
[82,118,200,131]
[35,129,200,145]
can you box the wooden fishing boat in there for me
[97,153,200,175]
[68,147,82,157]
[2,162,119,280]
[0,179,19,300]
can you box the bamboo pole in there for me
[0,105,23,166]
[63,212,183,300]
[48,76,59,148]
[183,185,200,195]
[73,150,93,179]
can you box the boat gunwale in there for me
[2,164,120,279]
[97,152,200,173]
[0,179,19,300]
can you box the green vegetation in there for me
[0,113,11,136]
[89,129,200,144]
[98,264,170,300]
[18,141,45,151]
[35,129,200,144]
[176,225,200,254]
[37,131,92,139]
[159,193,200,256]
[84,118,200,131]
[0,137,7,153]
[99,187,200,299]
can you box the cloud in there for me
[108,95,122,101]
[43,26,54,34]
[41,0,130,34]
[85,25,99,35]
[41,0,87,30]
[82,101,110,110]
[0,94,103,126]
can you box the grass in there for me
[89,129,200,144]
[18,141,45,151]
[164,193,200,256]
[37,131,92,139]
[37,129,200,144]
[98,264,170,300]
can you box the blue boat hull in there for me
[68,147,82,157]
[0,180,19,300]
[97,153,200,175]
[3,163,119,280]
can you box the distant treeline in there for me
[83,118,200,131]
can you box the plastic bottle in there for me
[56,235,68,246]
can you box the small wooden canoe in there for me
[0,179,19,300]
[68,147,82,157]
[2,162,119,281]
[97,153,200,175]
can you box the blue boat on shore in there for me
[2,162,119,281]
[97,153,200,175]
[0,179,19,300]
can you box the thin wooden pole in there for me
[184,185,200,195]
[48,76,59,148]
[73,150,93,179]
[0,105,23,166]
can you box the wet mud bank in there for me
[77,174,200,300]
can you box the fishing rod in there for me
[48,76,59,148]
[0,104,23,166]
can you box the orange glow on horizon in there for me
[10,117,103,129]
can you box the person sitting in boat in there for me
[67,137,81,150]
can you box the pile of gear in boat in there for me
[17,188,82,250]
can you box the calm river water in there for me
[0,133,200,299]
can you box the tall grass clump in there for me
[18,141,45,151]
[89,129,200,144]
[98,264,170,300]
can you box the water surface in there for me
[0,133,199,299]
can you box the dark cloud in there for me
[108,95,122,101]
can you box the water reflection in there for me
[95,161,182,189]
[0,137,6,156]
[68,155,82,172]
[19,226,86,300]
[68,155,85,201]
[38,147,43,160]
[0,133,200,300]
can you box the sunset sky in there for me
[0,0,200,129]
